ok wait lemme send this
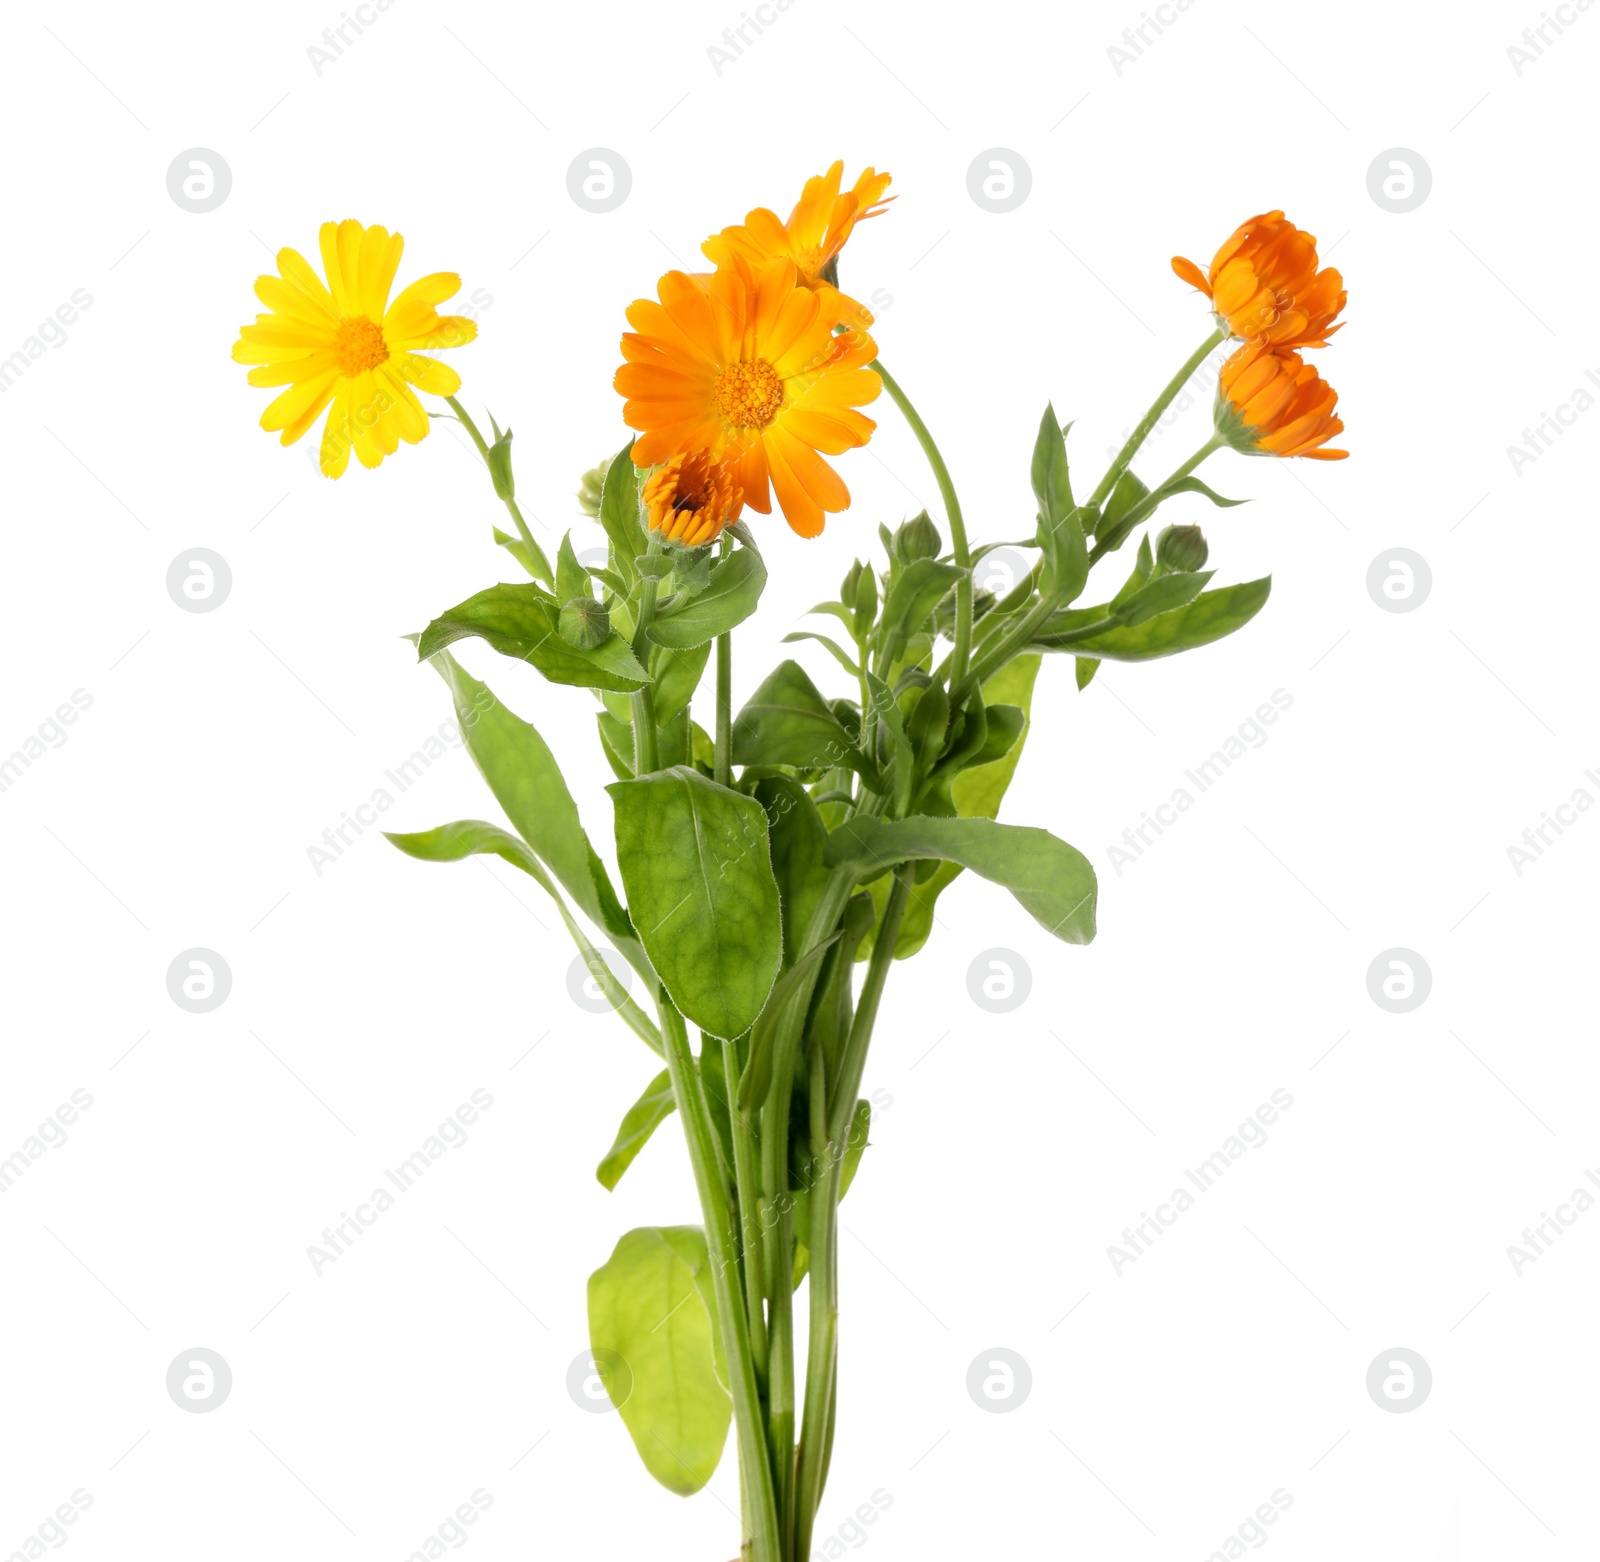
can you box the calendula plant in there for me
[236,180,1347,1561]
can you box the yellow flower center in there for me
[332,316,390,378]
[714,359,784,430]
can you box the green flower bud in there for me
[577,455,612,518]
[840,558,864,611]
[558,596,611,649]
[1156,523,1209,572]
[893,510,942,565]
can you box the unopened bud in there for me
[1156,523,1208,572]
[559,596,611,649]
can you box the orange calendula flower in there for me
[615,256,881,538]
[1172,211,1346,351]
[233,219,477,477]
[642,452,744,548]
[1215,344,1348,460]
[702,161,892,329]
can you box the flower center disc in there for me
[333,316,390,377]
[714,359,784,430]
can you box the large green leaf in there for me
[608,767,783,1040]
[1034,577,1271,662]
[596,1070,674,1190]
[731,660,863,776]
[864,655,1041,960]
[429,652,641,965]
[648,549,768,649]
[830,814,1096,945]
[587,1226,730,1495]
[418,583,648,691]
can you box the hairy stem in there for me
[442,395,551,583]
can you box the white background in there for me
[2,0,1596,1557]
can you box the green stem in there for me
[443,396,551,583]
[1085,328,1226,512]
[794,865,913,1558]
[630,569,661,775]
[716,631,733,787]
[661,1000,783,1562]
[726,1034,769,1385]
[1088,434,1223,564]
[873,358,974,689]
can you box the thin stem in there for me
[726,1034,769,1385]
[661,1000,783,1562]
[716,631,733,787]
[630,569,661,775]
[1088,434,1224,564]
[443,395,551,583]
[873,358,974,689]
[1085,328,1226,512]
[794,865,913,1557]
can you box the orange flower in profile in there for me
[703,161,892,329]
[1215,344,1348,460]
[1172,211,1346,350]
[642,452,744,547]
[615,257,880,538]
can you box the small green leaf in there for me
[597,439,645,574]
[556,532,589,605]
[492,526,552,584]
[732,660,863,775]
[1116,568,1214,627]
[597,1070,675,1190]
[781,631,861,678]
[1155,474,1248,508]
[1036,577,1271,662]
[831,813,1096,945]
[1100,469,1151,534]
[418,583,647,692]
[608,767,783,1040]
[878,558,964,663]
[652,639,711,726]
[648,549,768,649]
[754,776,832,968]
[587,1227,730,1495]
[1030,403,1074,530]
[738,933,842,1114]
[1075,656,1100,690]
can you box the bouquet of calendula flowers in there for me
[235,174,1347,1561]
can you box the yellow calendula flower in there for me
[703,161,892,329]
[233,219,477,477]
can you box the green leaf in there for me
[1100,469,1151,535]
[1075,656,1100,690]
[754,776,832,968]
[852,565,878,640]
[831,814,1096,945]
[385,819,659,1054]
[781,631,860,678]
[596,712,634,782]
[732,660,863,776]
[878,558,964,664]
[427,652,640,961]
[608,767,783,1040]
[492,526,551,584]
[418,583,648,692]
[1030,402,1075,530]
[1155,474,1248,508]
[1035,577,1271,662]
[598,439,645,574]
[1116,568,1214,627]
[648,549,768,649]
[556,532,589,605]
[597,1070,675,1190]
[738,933,842,1114]
[652,639,711,726]
[587,1226,730,1495]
